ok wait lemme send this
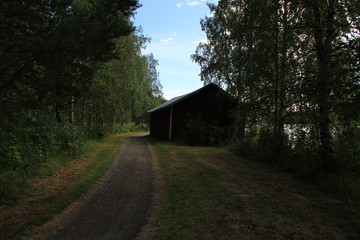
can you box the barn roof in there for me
[148,83,222,113]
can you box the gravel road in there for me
[31,133,156,240]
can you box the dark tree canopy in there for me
[192,0,360,175]
[0,0,141,113]
[0,0,163,202]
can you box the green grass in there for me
[0,134,127,240]
[148,138,247,239]
[146,136,360,240]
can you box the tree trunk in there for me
[113,116,116,134]
[69,96,74,123]
[55,102,62,123]
[278,0,288,155]
[273,0,288,161]
[312,0,337,172]
[273,20,281,161]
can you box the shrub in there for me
[0,170,24,205]
[55,122,85,157]
[334,126,360,176]
[181,114,228,146]
[5,145,23,169]
[0,115,86,205]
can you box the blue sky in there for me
[133,0,218,100]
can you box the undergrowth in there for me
[0,121,146,206]
[233,131,360,207]
[0,137,100,206]
[0,134,126,240]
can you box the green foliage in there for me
[235,129,274,164]
[1,0,140,120]
[4,145,22,169]
[0,170,23,205]
[113,122,149,134]
[334,124,360,176]
[0,116,86,205]
[193,0,360,203]
[0,0,162,205]
[77,31,163,137]
[181,114,228,146]
[55,122,85,157]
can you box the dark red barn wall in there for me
[150,108,170,140]
[149,84,232,141]
[171,85,230,140]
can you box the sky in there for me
[132,0,218,100]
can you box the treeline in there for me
[0,0,162,202]
[193,0,360,199]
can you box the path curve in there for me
[32,133,155,240]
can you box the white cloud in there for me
[160,37,174,45]
[193,38,208,45]
[187,1,200,6]
[176,0,205,8]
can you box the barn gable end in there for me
[148,83,231,141]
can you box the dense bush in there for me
[334,125,360,176]
[0,0,164,205]
[181,114,228,146]
[0,113,86,205]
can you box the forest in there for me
[0,0,163,203]
[192,0,360,202]
[1,0,360,206]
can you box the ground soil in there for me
[27,133,157,240]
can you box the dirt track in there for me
[30,133,155,240]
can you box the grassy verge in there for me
[147,137,360,240]
[0,133,128,240]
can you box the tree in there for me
[193,0,360,173]
[193,0,302,158]
[0,0,164,169]
[0,0,165,204]
[299,0,360,172]
[76,31,163,137]
[0,0,141,122]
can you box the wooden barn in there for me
[148,83,231,141]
